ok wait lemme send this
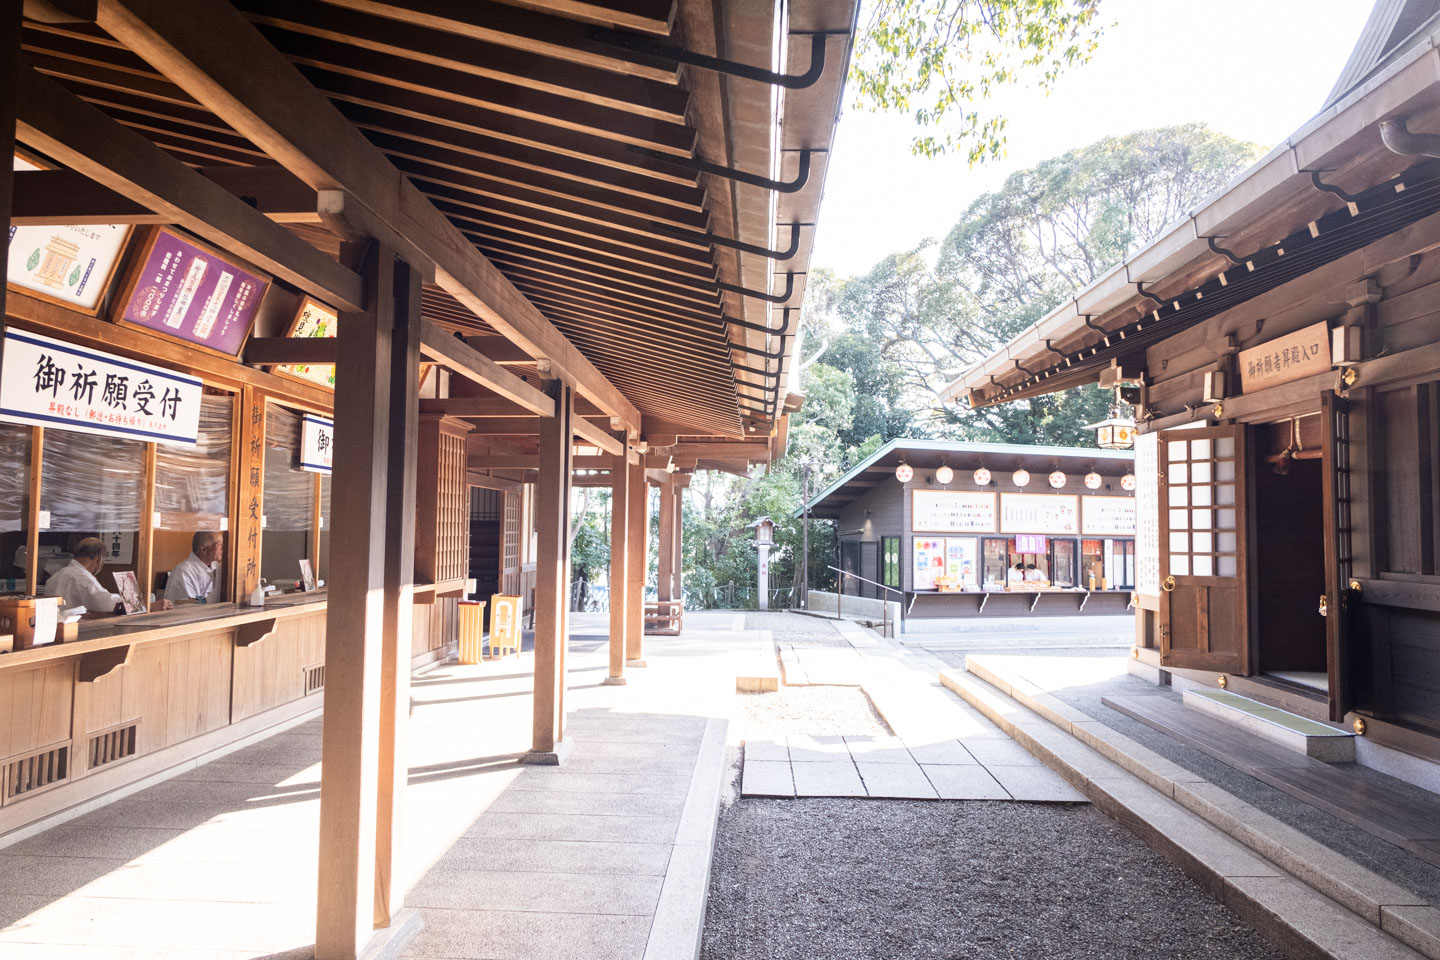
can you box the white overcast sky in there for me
[810,0,1377,277]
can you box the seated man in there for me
[165,531,223,605]
[44,537,172,615]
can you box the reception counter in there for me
[0,582,462,836]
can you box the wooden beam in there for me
[419,320,553,416]
[243,337,338,365]
[464,334,552,364]
[14,65,364,313]
[572,414,623,456]
[97,0,641,432]
[656,441,770,460]
[420,395,607,417]
[466,470,521,493]
[462,418,541,436]
[9,166,322,224]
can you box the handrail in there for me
[827,565,906,637]
[826,566,903,598]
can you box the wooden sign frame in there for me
[109,225,270,361]
[7,223,134,317]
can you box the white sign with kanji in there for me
[0,329,201,445]
[300,414,334,473]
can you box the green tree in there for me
[853,0,1106,160]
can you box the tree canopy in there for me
[852,0,1107,160]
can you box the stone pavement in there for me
[0,611,749,960]
[741,618,1086,803]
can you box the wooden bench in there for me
[643,600,683,636]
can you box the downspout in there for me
[1379,118,1440,158]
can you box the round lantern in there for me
[1084,471,1102,489]
[1120,473,1137,491]
[1048,470,1067,489]
[973,467,991,486]
[935,464,954,484]
[1012,469,1031,487]
[895,462,914,483]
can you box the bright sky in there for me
[810,0,1377,277]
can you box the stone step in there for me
[1183,688,1355,761]
[734,629,778,693]
[939,657,1440,960]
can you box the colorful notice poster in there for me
[1081,496,1137,536]
[300,414,334,473]
[913,537,946,590]
[276,297,338,389]
[945,537,978,586]
[0,329,201,445]
[117,228,267,356]
[7,223,131,313]
[911,490,996,532]
[999,493,1079,535]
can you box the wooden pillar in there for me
[656,478,676,602]
[373,257,421,926]
[316,240,396,959]
[605,440,629,684]
[671,478,684,601]
[625,461,646,665]
[529,379,573,762]
[0,0,17,326]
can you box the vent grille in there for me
[3,744,69,802]
[89,723,138,770]
[303,662,326,695]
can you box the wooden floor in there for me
[1103,695,1440,868]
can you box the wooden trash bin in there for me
[457,600,487,664]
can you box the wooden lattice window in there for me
[88,722,139,770]
[3,743,69,803]
[502,490,520,595]
[303,662,326,695]
[437,429,468,582]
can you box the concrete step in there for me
[734,629,778,693]
[1182,688,1356,761]
[938,657,1440,960]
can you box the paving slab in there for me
[856,761,938,799]
[921,763,1010,800]
[792,761,866,797]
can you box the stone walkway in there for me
[740,618,1086,802]
[0,612,747,960]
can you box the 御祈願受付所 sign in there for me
[116,227,268,357]
[0,330,201,445]
[301,415,334,473]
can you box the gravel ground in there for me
[736,684,889,740]
[925,647,1440,906]
[746,611,851,647]
[701,788,1284,960]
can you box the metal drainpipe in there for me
[1379,118,1440,158]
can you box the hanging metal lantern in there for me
[935,464,954,484]
[973,466,991,486]
[1085,412,1136,450]
[895,461,913,483]
[1012,468,1030,487]
[1084,471,1102,489]
[1048,470,1066,489]
[1120,473,1137,491]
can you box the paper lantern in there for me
[935,464,954,484]
[973,467,991,486]
[1084,472,1102,489]
[1048,470,1066,489]
[1120,473,1137,491]
[1012,469,1030,487]
[895,462,914,483]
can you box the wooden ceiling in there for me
[18,0,856,440]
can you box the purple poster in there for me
[120,229,267,356]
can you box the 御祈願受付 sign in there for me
[0,330,201,445]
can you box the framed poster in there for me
[913,537,946,591]
[0,329,202,446]
[274,296,338,390]
[111,226,269,358]
[1081,496,1137,536]
[298,558,316,592]
[112,570,143,615]
[999,493,1079,535]
[7,222,133,315]
[945,537,978,586]
[911,490,996,533]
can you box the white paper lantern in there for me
[973,467,991,486]
[1012,469,1030,487]
[895,462,914,483]
[1120,473,1137,491]
[1084,471,1102,489]
[1048,470,1066,489]
[935,464,954,484]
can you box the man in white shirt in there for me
[165,531,223,605]
[44,538,172,615]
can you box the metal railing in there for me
[827,566,905,637]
